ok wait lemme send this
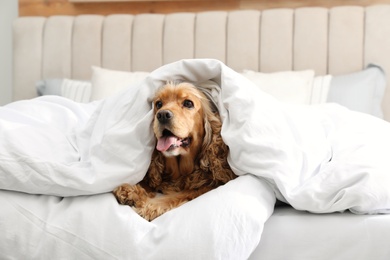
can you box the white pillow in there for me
[241,66,386,118]
[36,78,92,103]
[90,66,149,101]
[311,74,332,104]
[61,79,92,103]
[241,70,316,105]
[90,67,332,105]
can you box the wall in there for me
[0,0,18,105]
[19,0,390,17]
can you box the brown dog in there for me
[113,81,236,221]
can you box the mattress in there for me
[250,205,390,259]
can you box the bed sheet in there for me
[250,206,390,260]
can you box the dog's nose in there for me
[157,110,173,124]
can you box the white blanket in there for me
[1,59,390,259]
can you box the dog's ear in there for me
[146,150,165,188]
[199,108,235,184]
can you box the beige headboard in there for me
[13,5,390,121]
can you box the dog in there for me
[113,81,236,221]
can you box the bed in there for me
[2,5,390,259]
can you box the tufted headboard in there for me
[13,5,390,121]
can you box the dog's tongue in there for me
[156,136,180,152]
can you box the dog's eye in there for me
[155,101,163,109]
[183,99,194,109]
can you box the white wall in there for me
[0,0,18,105]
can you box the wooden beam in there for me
[19,0,390,17]
[19,0,239,17]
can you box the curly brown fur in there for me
[114,82,236,221]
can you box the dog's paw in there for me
[113,184,170,221]
[133,204,164,221]
[113,184,148,208]
[113,184,135,206]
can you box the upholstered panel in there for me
[260,9,294,72]
[365,5,390,121]
[227,10,261,72]
[328,7,365,75]
[132,14,165,71]
[294,8,328,74]
[42,16,73,79]
[195,11,227,62]
[13,17,45,100]
[163,13,196,64]
[102,15,134,71]
[72,15,104,80]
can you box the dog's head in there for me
[152,82,209,158]
[148,81,235,186]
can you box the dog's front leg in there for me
[135,187,213,221]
